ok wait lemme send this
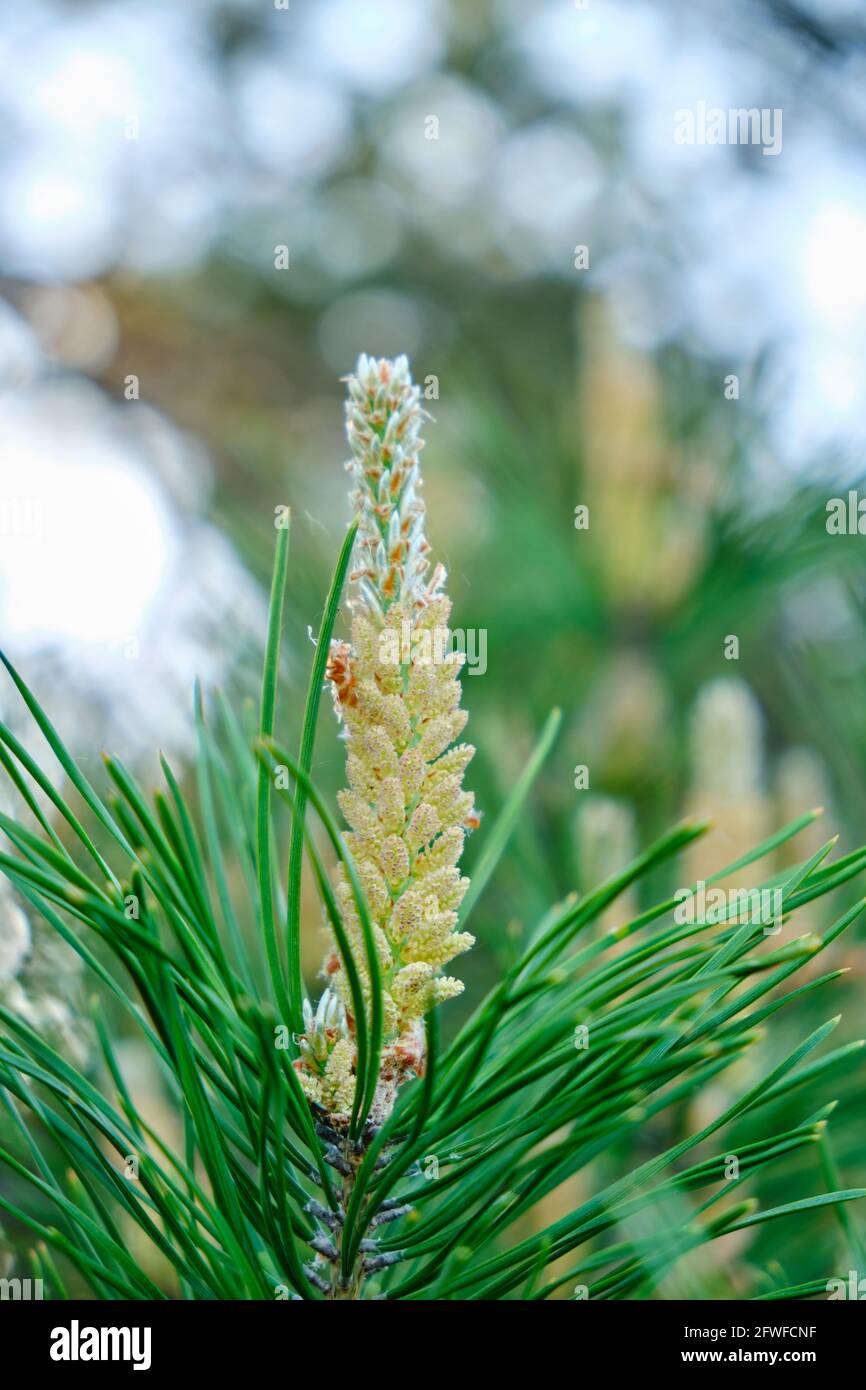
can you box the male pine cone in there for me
[295,355,477,1125]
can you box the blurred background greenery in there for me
[2,0,866,1297]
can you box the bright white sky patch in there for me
[0,389,174,646]
[800,202,866,330]
[303,0,445,96]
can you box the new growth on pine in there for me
[295,356,477,1126]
